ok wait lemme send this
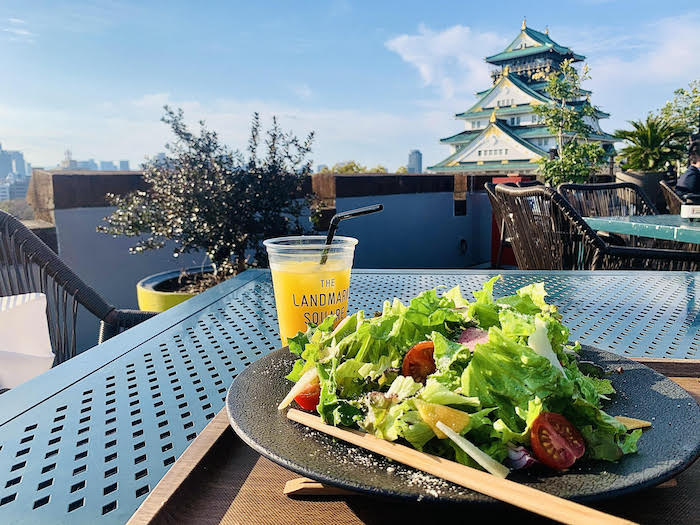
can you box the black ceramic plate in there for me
[226,345,700,503]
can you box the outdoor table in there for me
[584,215,700,244]
[0,269,699,525]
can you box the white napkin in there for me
[0,293,55,389]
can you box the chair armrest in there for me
[98,308,158,344]
[109,309,158,329]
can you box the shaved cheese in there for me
[615,416,652,431]
[436,421,510,479]
[277,367,318,410]
[528,317,566,376]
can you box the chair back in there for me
[516,179,544,188]
[659,180,683,215]
[0,210,114,363]
[495,184,604,270]
[484,183,504,225]
[557,182,658,217]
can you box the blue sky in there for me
[1,1,698,171]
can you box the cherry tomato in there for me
[530,412,586,470]
[402,341,436,383]
[294,383,321,411]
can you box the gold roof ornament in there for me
[544,25,549,35]
[521,17,526,30]
[502,65,510,76]
[489,108,498,123]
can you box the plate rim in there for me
[226,345,700,504]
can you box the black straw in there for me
[320,204,383,264]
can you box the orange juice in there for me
[270,260,351,344]
[264,236,357,346]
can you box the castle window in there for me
[478,150,481,156]
[505,149,508,155]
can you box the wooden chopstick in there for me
[284,477,356,496]
[287,409,637,525]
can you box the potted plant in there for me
[614,114,687,209]
[99,107,314,312]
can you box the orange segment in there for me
[414,399,470,439]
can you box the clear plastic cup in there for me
[264,236,358,346]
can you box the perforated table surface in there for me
[0,269,699,525]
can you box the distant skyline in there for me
[0,1,698,171]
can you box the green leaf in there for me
[420,380,480,407]
[386,375,423,401]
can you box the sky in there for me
[0,0,698,171]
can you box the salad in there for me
[278,277,643,477]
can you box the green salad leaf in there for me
[282,276,644,472]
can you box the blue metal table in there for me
[584,215,700,244]
[1,269,699,524]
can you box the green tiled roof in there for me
[430,145,470,168]
[431,120,549,170]
[456,104,531,119]
[492,120,549,156]
[457,73,550,117]
[440,123,617,146]
[486,27,584,64]
[568,100,610,118]
[528,81,591,95]
[512,126,618,142]
[439,130,481,144]
[486,46,585,64]
[429,160,539,173]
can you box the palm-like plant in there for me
[615,115,687,172]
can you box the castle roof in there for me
[456,73,549,118]
[485,24,584,64]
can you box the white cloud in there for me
[2,27,32,36]
[386,24,507,101]
[566,12,700,130]
[131,93,172,108]
[2,18,34,42]
[292,84,313,100]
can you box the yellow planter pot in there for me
[136,267,211,313]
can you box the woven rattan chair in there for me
[516,179,545,188]
[0,210,157,364]
[485,183,511,268]
[494,184,700,271]
[557,182,658,217]
[660,180,683,215]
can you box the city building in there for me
[9,151,26,177]
[119,160,130,171]
[100,161,117,171]
[7,175,28,200]
[0,144,28,179]
[77,159,98,170]
[60,150,78,170]
[0,182,9,201]
[429,20,615,174]
[0,148,12,178]
[407,150,422,173]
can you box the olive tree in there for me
[99,107,314,282]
